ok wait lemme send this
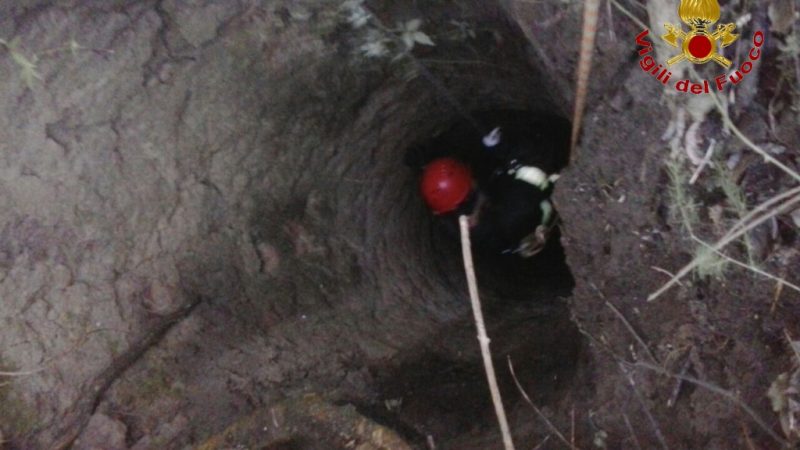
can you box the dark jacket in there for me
[406,110,570,255]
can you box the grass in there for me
[649,70,800,300]
[0,36,103,89]
[523,0,800,444]
[521,0,800,447]
[0,38,42,88]
[593,0,800,303]
[665,155,699,236]
[715,164,758,267]
[665,155,728,280]
[650,182,800,301]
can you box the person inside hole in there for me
[406,110,570,258]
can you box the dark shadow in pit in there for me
[404,109,574,301]
[415,108,576,299]
[355,109,581,447]
[361,298,581,447]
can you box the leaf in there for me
[9,49,42,88]
[404,18,422,31]
[359,40,389,58]
[401,32,415,49]
[768,370,800,438]
[769,373,790,412]
[340,0,365,11]
[347,7,370,28]
[413,31,435,46]
[69,39,82,57]
[289,6,312,21]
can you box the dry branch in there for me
[508,357,578,449]
[693,237,800,295]
[648,191,800,301]
[618,363,670,450]
[706,85,800,184]
[605,301,659,365]
[570,0,601,157]
[459,215,515,450]
[631,361,790,447]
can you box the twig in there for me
[609,0,649,30]
[740,420,757,450]
[771,277,785,314]
[605,301,659,365]
[606,296,695,412]
[706,84,800,184]
[622,412,644,450]
[650,266,683,285]
[689,139,716,184]
[648,191,800,301]
[794,1,800,89]
[605,0,615,42]
[582,321,789,447]
[426,435,436,450]
[570,405,576,449]
[570,0,601,158]
[667,354,692,408]
[630,361,790,447]
[784,331,800,366]
[618,363,670,450]
[533,435,551,450]
[726,185,800,237]
[508,357,577,450]
[692,236,800,295]
[459,216,515,450]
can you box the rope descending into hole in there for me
[459,215,516,450]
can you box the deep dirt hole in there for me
[5,1,797,448]
[355,108,581,447]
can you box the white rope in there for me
[459,215,516,450]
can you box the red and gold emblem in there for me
[662,0,739,68]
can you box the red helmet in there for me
[420,157,473,214]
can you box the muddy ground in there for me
[1,0,799,449]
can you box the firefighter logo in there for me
[662,0,739,68]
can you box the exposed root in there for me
[49,296,203,450]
